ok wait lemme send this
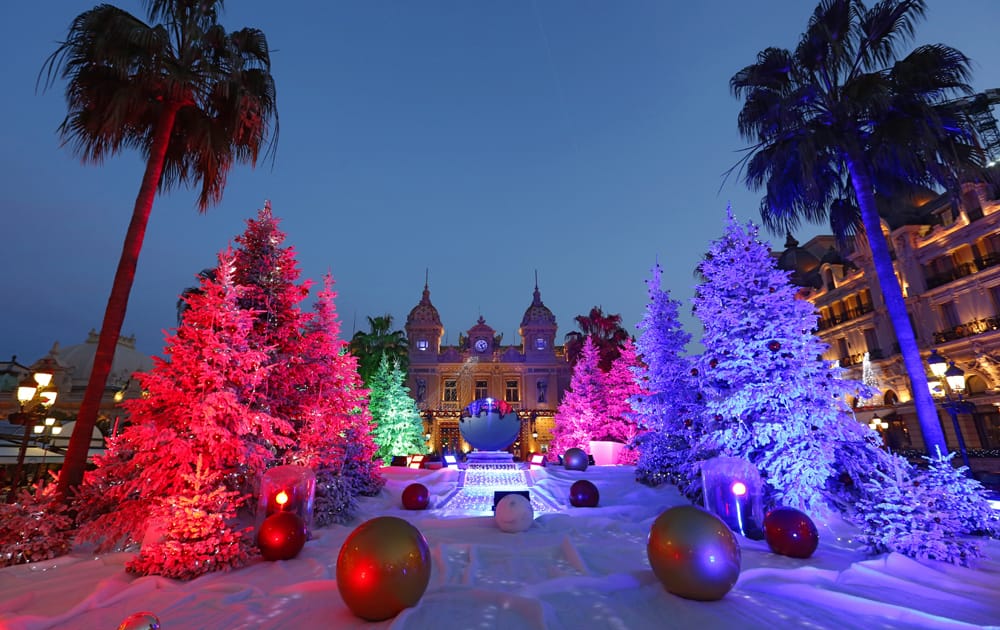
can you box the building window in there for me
[979,411,1000,449]
[505,379,520,403]
[535,337,547,350]
[940,301,960,328]
[475,379,489,400]
[990,285,1000,314]
[863,328,879,355]
[443,379,457,402]
[416,339,429,351]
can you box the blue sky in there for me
[2,1,998,363]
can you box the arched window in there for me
[883,390,899,406]
[966,375,989,395]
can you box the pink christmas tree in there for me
[77,250,292,576]
[293,276,383,525]
[599,339,645,463]
[550,337,605,459]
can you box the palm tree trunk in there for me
[56,104,180,497]
[845,153,947,456]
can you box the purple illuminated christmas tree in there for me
[632,262,702,494]
[692,211,870,512]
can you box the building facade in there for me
[404,282,573,460]
[778,183,1000,458]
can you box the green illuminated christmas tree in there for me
[368,355,426,464]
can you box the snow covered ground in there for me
[1,465,998,629]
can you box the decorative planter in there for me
[589,440,625,466]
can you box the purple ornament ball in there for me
[563,447,589,471]
[569,480,599,507]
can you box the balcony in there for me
[932,314,1000,344]
[816,303,875,331]
[924,254,1000,290]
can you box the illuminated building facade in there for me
[404,282,572,460]
[778,182,1000,459]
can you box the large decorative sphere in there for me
[495,493,534,533]
[763,507,819,559]
[258,511,308,561]
[117,612,160,630]
[337,516,432,621]
[563,447,589,471]
[401,483,430,510]
[569,480,600,507]
[647,505,741,601]
[458,398,521,450]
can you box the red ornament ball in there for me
[337,516,431,621]
[401,483,430,510]
[690,367,699,376]
[257,511,307,561]
[767,340,781,352]
[763,507,819,559]
[569,480,600,507]
[709,358,718,368]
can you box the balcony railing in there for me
[817,303,875,331]
[924,254,1000,290]
[932,314,1000,344]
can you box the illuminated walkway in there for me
[435,463,560,516]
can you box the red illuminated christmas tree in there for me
[77,250,292,576]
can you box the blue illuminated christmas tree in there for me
[691,211,871,512]
[632,262,702,495]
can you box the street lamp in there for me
[7,368,58,502]
[926,349,973,471]
[868,413,888,432]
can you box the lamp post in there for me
[7,368,58,502]
[926,349,973,471]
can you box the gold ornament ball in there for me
[647,505,741,601]
[336,516,432,621]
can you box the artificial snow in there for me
[1,465,998,629]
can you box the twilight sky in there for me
[2,1,998,364]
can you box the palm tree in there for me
[730,0,991,456]
[42,0,279,495]
[564,307,630,371]
[349,314,409,387]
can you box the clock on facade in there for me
[474,338,489,353]
[535,337,547,350]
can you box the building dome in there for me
[59,330,153,389]
[776,233,821,277]
[520,286,556,328]
[406,284,442,328]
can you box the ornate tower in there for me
[405,279,443,364]
[519,279,557,363]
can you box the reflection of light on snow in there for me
[989,498,1000,511]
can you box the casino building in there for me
[404,281,573,460]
